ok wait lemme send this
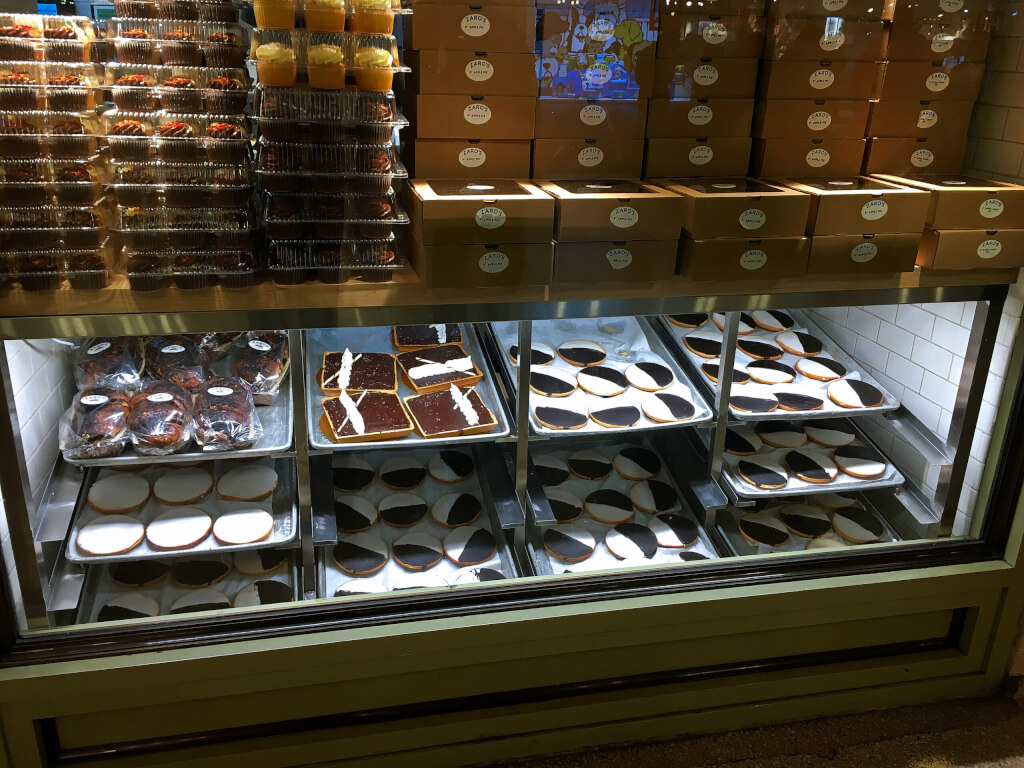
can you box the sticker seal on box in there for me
[475,206,506,229]
[694,65,719,85]
[926,73,950,92]
[739,208,766,230]
[605,248,633,270]
[701,21,728,44]
[931,34,955,53]
[464,103,492,125]
[459,147,486,167]
[980,199,1004,219]
[807,110,832,131]
[823,0,848,9]
[740,249,767,270]
[578,146,604,167]
[479,251,509,273]
[688,105,713,125]
[977,239,1002,259]
[861,199,888,220]
[465,60,493,82]
[940,0,964,11]
[911,149,934,168]
[819,32,845,51]
[689,145,713,166]
[917,110,938,129]
[806,148,831,167]
[461,13,490,36]
[610,206,639,228]
[579,104,607,125]
[851,242,877,262]
[810,69,835,90]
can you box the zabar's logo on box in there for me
[464,59,493,81]
[693,64,719,85]
[809,68,835,89]
[609,206,638,228]
[460,13,490,36]
[577,146,604,167]
[478,251,509,273]
[475,206,506,229]
[458,147,486,167]
[806,110,832,131]
[463,103,492,124]
[579,104,607,126]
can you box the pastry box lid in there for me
[779,176,926,196]
[411,178,550,202]
[872,173,1024,193]
[652,177,806,199]
[538,179,680,200]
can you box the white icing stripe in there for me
[450,384,480,426]
[337,391,366,435]
[430,323,447,344]
[408,356,474,380]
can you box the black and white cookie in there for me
[543,524,596,563]
[805,537,845,550]
[509,342,555,366]
[171,558,229,588]
[568,448,612,480]
[590,405,642,429]
[534,402,588,431]
[335,494,378,533]
[625,361,675,391]
[169,588,231,615]
[774,391,825,412]
[612,446,662,480]
[701,360,750,384]
[98,593,161,622]
[393,532,444,570]
[751,310,795,332]
[557,339,606,366]
[804,419,856,448]
[333,455,375,492]
[334,577,388,596]
[678,551,709,562]
[234,548,289,576]
[784,449,838,483]
[834,445,887,478]
[648,513,698,548]
[738,513,791,548]
[428,450,474,483]
[584,488,635,524]
[378,493,428,527]
[334,533,389,575]
[725,426,763,456]
[796,357,847,381]
[746,359,796,385]
[234,580,293,607]
[530,367,578,397]
[392,572,451,590]
[534,454,570,486]
[832,507,885,543]
[642,392,695,422]
[443,525,497,566]
[453,567,507,584]
[629,479,680,514]
[684,330,724,358]
[712,312,755,335]
[546,488,584,522]
[665,313,708,328]
[109,560,170,588]
[379,457,426,490]
[577,365,628,397]
[605,523,658,560]
[730,384,778,413]
[756,421,808,448]
[736,338,784,361]
[776,331,823,357]
[778,504,832,538]
[827,379,885,409]
[810,492,863,511]
[737,457,788,490]
[431,492,482,527]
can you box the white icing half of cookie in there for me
[810,493,863,511]
[428,451,473,482]
[605,524,658,560]
[834,447,887,478]
[169,587,230,614]
[805,537,845,549]
[576,367,627,397]
[392,572,450,590]
[217,464,278,501]
[233,579,293,607]
[88,473,150,514]
[77,514,145,555]
[154,467,213,505]
[212,507,274,545]
[335,577,388,596]
[776,331,822,356]
[533,454,569,485]
[443,525,497,565]
[751,309,794,332]
[625,361,674,391]
[827,379,883,409]
[712,312,754,335]
[641,391,695,422]
[612,447,661,480]
[804,423,856,448]
[334,493,378,530]
[146,506,212,549]
[796,357,845,381]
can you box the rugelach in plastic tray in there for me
[0,110,100,159]
[254,85,406,143]
[255,139,404,195]
[263,191,407,240]
[0,62,104,112]
[110,160,253,208]
[112,18,245,68]
[124,249,258,291]
[114,0,241,23]
[103,110,250,164]
[0,156,106,205]
[0,245,111,292]
[0,203,109,250]
[266,238,400,285]
[115,205,256,251]
[0,14,97,63]
[106,63,249,113]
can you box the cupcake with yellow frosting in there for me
[253,0,295,29]
[351,0,393,34]
[353,46,394,92]
[256,42,297,87]
[307,43,345,89]
[304,0,346,32]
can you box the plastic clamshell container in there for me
[0,155,107,205]
[0,110,100,159]
[250,27,409,74]
[110,160,253,207]
[123,249,257,291]
[0,13,98,63]
[254,85,406,142]
[266,237,401,284]
[0,244,110,292]
[106,63,249,114]
[262,190,408,240]
[255,139,404,195]
[0,62,105,113]
[0,204,109,250]
[102,110,250,164]
[113,0,241,22]
[112,18,245,68]
[114,205,256,250]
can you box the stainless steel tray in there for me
[489,316,714,437]
[65,457,299,564]
[659,311,901,422]
[305,324,511,452]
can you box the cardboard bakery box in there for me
[405,51,539,97]
[754,99,870,139]
[408,179,555,246]
[752,138,865,177]
[403,3,537,52]
[877,60,984,102]
[661,0,766,15]
[758,60,881,100]
[866,99,974,138]
[656,13,766,59]
[778,177,930,235]
[768,0,882,19]
[916,228,1024,270]
[652,58,759,99]
[537,49,656,100]
[532,138,645,179]
[886,21,990,61]
[647,98,754,138]
[412,95,536,140]
[538,180,685,241]
[763,17,888,61]
[552,240,679,283]
[535,99,648,140]
[645,137,752,177]
[885,0,994,23]
[806,233,920,274]
[652,177,811,238]
[411,139,532,179]
[411,240,555,289]
[678,236,810,281]
[864,136,967,174]
[872,174,1024,229]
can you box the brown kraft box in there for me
[413,95,536,140]
[877,60,984,102]
[763,17,887,61]
[778,177,930,235]
[754,99,870,139]
[403,4,536,52]
[538,180,685,241]
[647,98,754,138]
[652,177,811,238]
[405,51,538,96]
[807,233,920,274]
[886,21,990,61]
[412,139,531,179]
[872,174,1024,229]
[866,100,974,138]
[752,138,865,177]
[535,99,648,140]
[758,60,881,100]
[864,136,967,174]
[660,0,766,15]
[885,0,994,23]
[916,228,1024,270]
[532,139,644,179]
[769,0,882,19]
[408,179,555,246]
[553,240,679,283]
[679,236,810,281]
[652,58,759,99]
[645,137,752,177]
[656,13,766,59]
[411,240,555,289]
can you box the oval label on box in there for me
[458,147,486,167]
[610,205,639,228]
[461,13,490,36]
[479,251,509,273]
[978,239,1002,259]
[579,104,607,125]
[810,68,835,89]
[819,31,845,51]
[80,394,109,406]
[583,64,612,86]
[208,386,233,397]
[701,21,728,44]
[739,208,766,230]
[605,248,633,270]
[917,109,939,129]
[147,392,174,403]
[162,344,185,354]
[249,339,271,352]
[740,249,767,270]
[980,198,1004,219]
[931,33,956,52]
[911,148,934,167]
[851,242,878,263]
[861,199,888,220]
[940,0,964,11]
[807,110,832,131]
[926,72,950,92]
[87,341,111,355]
[464,103,492,124]
[465,59,493,81]
[693,64,719,85]
[687,104,713,126]
[578,146,604,167]
[475,206,506,229]
[689,145,713,165]
[806,148,831,167]
[823,0,848,9]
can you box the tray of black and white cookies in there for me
[78,547,299,623]
[66,457,298,564]
[305,324,511,451]
[315,445,518,597]
[660,310,900,421]
[488,316,713,435]
[525,440,720,575]
[719,417,904,500]
[714,493,900,557]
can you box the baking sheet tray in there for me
[659,311,901,422]
[65,457,298,564]
[305,324,511,451]
[490,316,714,437]
[525,438,721,576]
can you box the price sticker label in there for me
[926,72,950,92]
[806,148,831,167]
[687,104,713,125]
[911,148,935,167]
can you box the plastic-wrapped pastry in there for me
[59,387,131,460]
[128,380,194,456]
[194,376,263,451]
[144,335,210,392]
[192,332,242,362]
[73,337,144,390]
[228,331,289,403]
